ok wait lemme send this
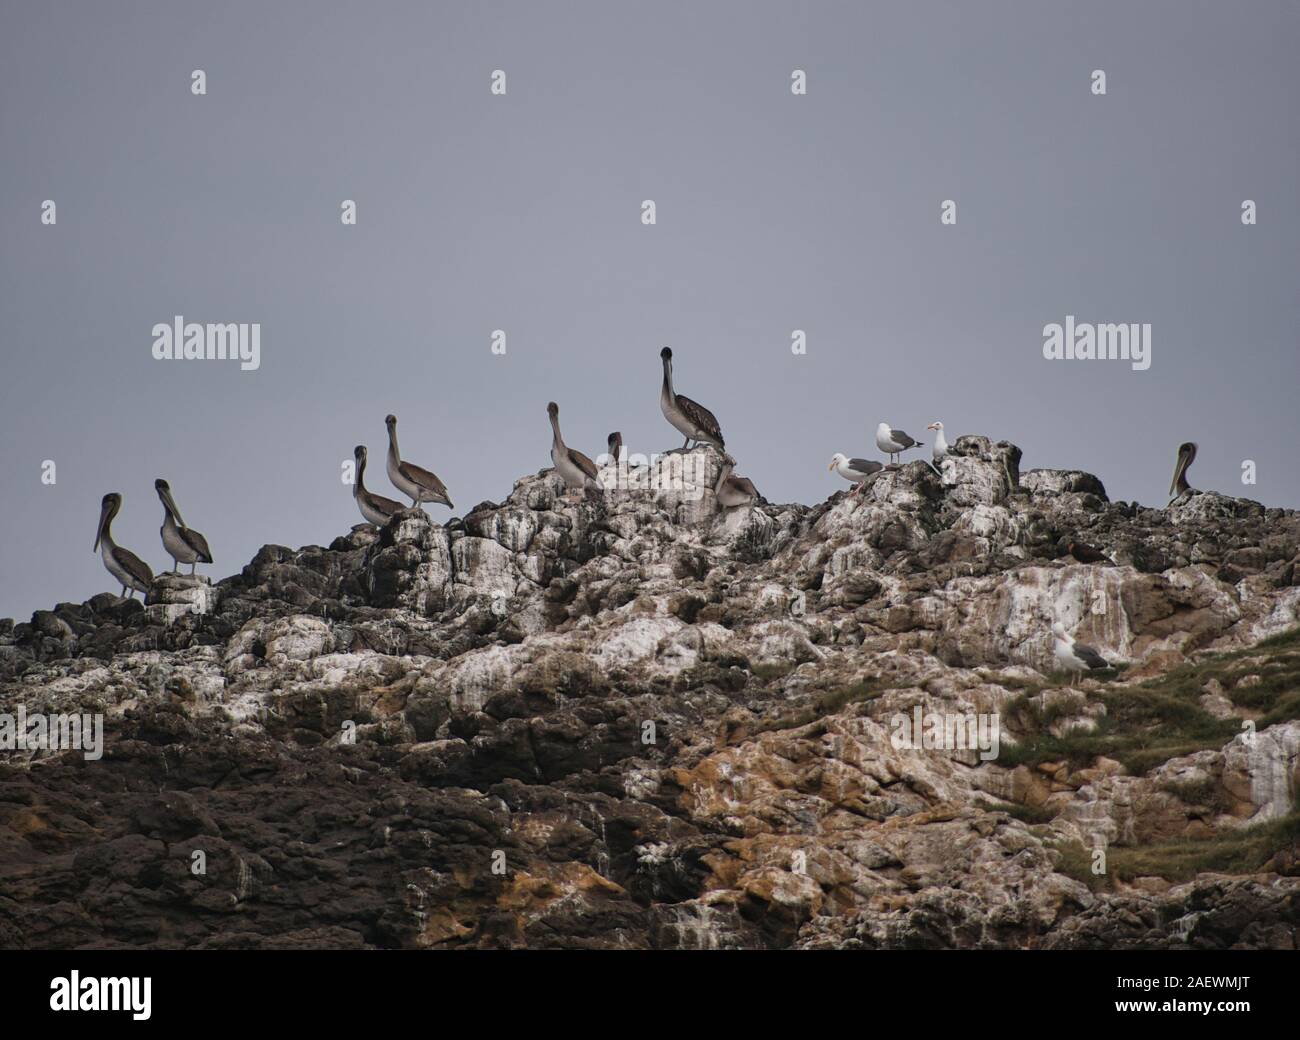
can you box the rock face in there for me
[2,439,1299,950]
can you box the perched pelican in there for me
[715,454,759,509]
[155,479,213,575]
[926,421,949,465]
[876,422,920,464]
[1169,442,1198,501]
[660,347,725,450]
[828,453,883,493]
[1066,539,1110,565]
[548,402,599,501]
[1051,622,1111,686]
[94,493,153,599]
[352,446,404,527]
[607,431,623,466]
[385,414,454,510]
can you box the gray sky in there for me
[2,0,1298,621]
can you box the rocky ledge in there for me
[2,438,1299,949]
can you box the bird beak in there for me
[162,487,185,526]
[93,500,109,551]
[828,461,836,471]
[927,423,938,430]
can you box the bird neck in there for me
[549,414,564,450]
[387,427,399,463]
[355,457,367,496]
[715,464,732,491]
[661,359,674,400]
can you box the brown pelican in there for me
[548,402,598,500]
[352,446,404,527]
[607,431,623,466]
[1066,539,1110,564]
[1169,442,1197,500]
[94,493,153,598]
[385,414,454,510]
[926,421,949,464]
[660,347,725,450]
[829,453,883,493]
[876,422,920,464]
[715,454,759,509]
[1052,622,1111,686]
[155,479,213,575]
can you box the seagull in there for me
[829,453,883,494]
[876,422,920,465]
[715,454,759,509]
[1169,442,1198,501]
[548,402,599,502]
[352,446,404,527]
[94,493,153,599]
[660,347,725,451]
[155,479,213,575]
[385,414,454,511]
[926,421,949,465]
[1051,622,1111,686]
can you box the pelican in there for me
[155,479,213,575]
[1065,539,1109,564]
[660,347,725,450]
[715,454,759,509]
[352,446,404,527]
[607,431,623,466]
[1051,622,1110,686]
[926,421,949,465]
[94,493,153,599]
[548,402,599,501]
[876,422,920,464]
[829,453,883,493]
[385,414,454,510]
[1169,442,1197,501]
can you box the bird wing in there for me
[567,447,600,480]
[675,394,725,445]
[180,526,214,563]
[113,546,154,588]
[728,476,759,498]
[848,458,881,474]
[370,491,405,517]
[399,460,449,497]
[1073,642,1110,670]
[891,429,918,448]
[1169,442,1197,495]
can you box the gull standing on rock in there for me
[829,453,883,494]
[548,402,599,502]
[352,446,404,527]
[155,479,213,575]
[94,493,153,599]
[660,347,725,451]
[1051,622,1111,686]
[876,422,920,465]
[385,414,454,511]
[926,422,949,465]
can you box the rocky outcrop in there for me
[2,439,1299,949]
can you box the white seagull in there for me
[1051,622,1111,686]
[829,453,883,494]
[926,421,949,465]
[875,422,920,465]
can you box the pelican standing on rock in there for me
[607,431,623,466]
[352,446,404,527]
[876,422,920,465]
[155,479,213,575]
[94,493,153,598]
[660,347,725,451]
[385,414,454,511]
[829,453,883,493]
[1051,622,1111,686]
[715,454,759,509]
[548,402,599,501]
[1169,442,1198,501]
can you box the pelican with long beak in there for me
[715,454,759,509]
[385,414,454,511]
[353,445,404,526]
[607,431,623,466]
[94,493,153,598]
[660,347,725,451]
[1169,442,1198,501]
[155,479,213,575]
[548,402,599,502]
